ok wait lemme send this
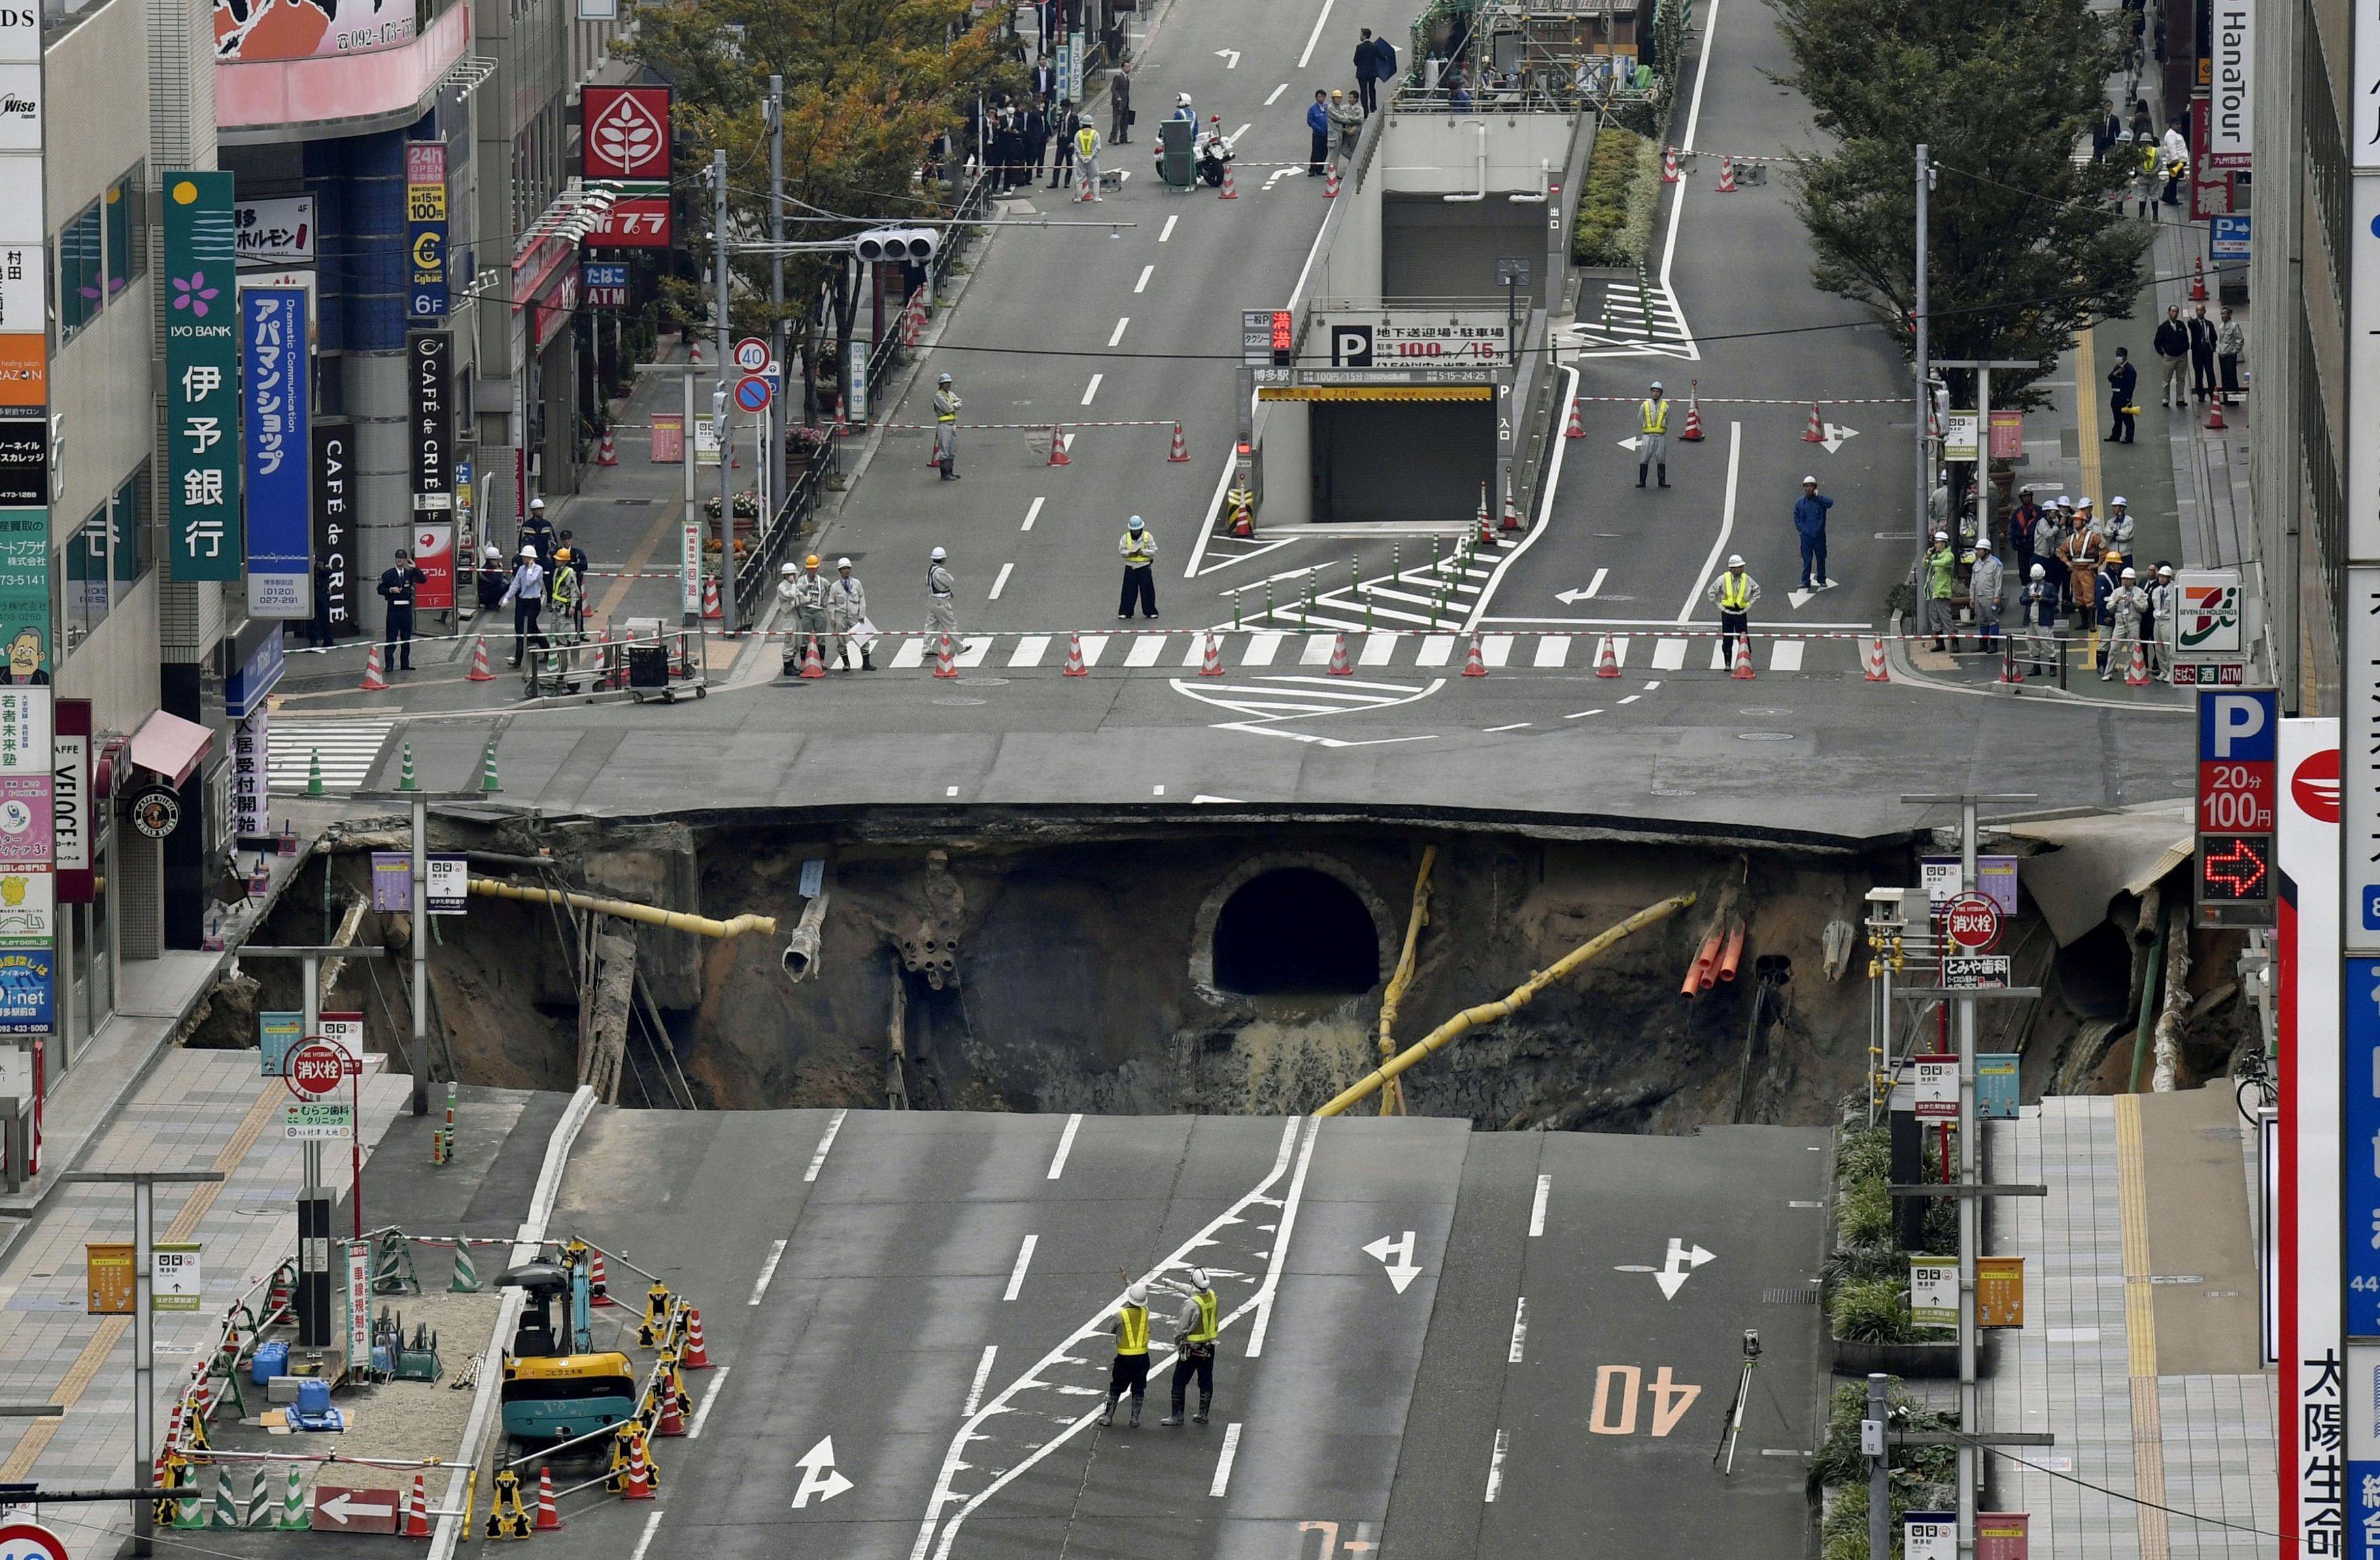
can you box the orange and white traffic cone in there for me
[1595,636,1621,678]
[1731,636,1756,679]
[681,1309,711,1369]
[534,1468,563,1531]
[1168,422,1189,462]
[622,1436,656,1500]
[1475,485,1494,545]
[598,429,619,467]
[702,575,722,621]
[834,409,849,439]
[1499,493,1521,532]
[360,643,388,692]
[800,636,827,679]
[1061,632,1089,677]
[1327,633,1353,676]
[466,637,495,681]
[1564,401,1585,439]
[2205,398,2227,430]
[403,1472,430,1538]
[1324,163,1341,199]
[1662,148,1680,183]
[657,1385,687,1437]
[1218,162,1238,199]
[689,339,705,370]
[1048,426,1072,466]
[1461,632,1489,677]
[1716,156,1737,192]
[1230,495,1254,539]
[1864,637,1891,683]
[1999,642,2024,684]
[934,634,959,678]
[1680,382,1706,442]
[2125,638,2150,687]
[1801,401,1824,443]
[2190,254,2208,301]
[1200,633,1226,677]
[590,1252,612,1306]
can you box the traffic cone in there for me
[1716,156,1737,192]
[479,737,502,794]
[934,634,959,678]
[1864,637,1890,682]
[1229,489,1255,538]
[1595,636,1620,677]
[1999,643,2024,684]
[1499,493,1521,532]
[590,1251,612,1306]
[834,409,849,438]
[534,1468,562,1531]
[466,637,495,681]
[1680,382,1705,441]
[1662,148,1680,183]
[681,1309,712,1368]
[622,1436,656,1500]
[278,1463,306,1530]
[1325,163,1341,199]
[1218,162,1238,199]
[1061,632,1089,677]
[1169,422,1190,462]
[657,1386,687,1437]
[689,338,705,369]
[598,428,619,467]
[2205,398,2227,430]
[702,575,722,620]
[403,1472,430,1538]
[1731,636,1756,679]
[1564,401,1585,439]
[1462,632,1489,677]
[2125,638,2150,687]
[305,750,324,796]
[2190,254,2208,301]
[800,636,827,679]
[1327,633,1352,675]
[1200,633,1226,677]
[360,643,388,691]
[1048,425,1072,466]
[1475,484,1494,545]
[1801,401,1824,442]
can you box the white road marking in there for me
[1296,0,1338,68]
[1004,1234,1039,1302]
[1125,635,1168,667]
[1564,708,1604,719]
[1217,48,1240,67]
[1265,83,1288,105]
[628,1510,665,1560]
[1618,694,1642,705]
[804,1109,847,1183]
[945,785,959,796]
[1587,566,1609,596]
[1530,1173,1552,1236]
[1417,634,1455,666]
[1644,680,1661,690]
[1244,631,1285,666]
[1081,374,1103,406]
[1210,1423,1244,1495]
[989,562,1015,600]
[1008,635,1049,668]
[963,1346,998,1417]
[1484,722,1531,733]
[1231,122,1251,145]
[1360,633,1396,666]
[1651,637,1688,671]
[1771,640,1805,671]
[1135,264,1154,293]
[1463,365,1581,630]
[749,1241,788,1305]
[1484,1428,1510,1502]
[1022,496,1044,532]
[894,639,928,668]
[687,1366,731,1438]
[1109,317,1130,346]
[1159,215,1178,242]
[1263,167,1299,191]
[1678,422,1742,620]
[1532,637,1569,668]
[1078,634,1110,666]
[1048,1113,1084,1177]
[1508,1297,1529,1363]
[1247,1119,1323,1357]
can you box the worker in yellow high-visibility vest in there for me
[1158,1268,1221,1425]
[1636,379,1671,489]
[1705,552,1762,666]
[1101,1283,1153,1428]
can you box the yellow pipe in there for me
[1376,847,1439,1116]
[467,878,779,939]
[1315,890,1697,1119]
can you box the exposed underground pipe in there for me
[1316,890,1697,1117]
[1374,846,1440,1117]
[782,892,831,982]
[1443,121,1490,202]
[1715,921,1746,982]
[1682,929,1722,997]
[466,877,779,938]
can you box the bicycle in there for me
[2233,1044,2276,1123]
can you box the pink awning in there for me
[129,710,213,789]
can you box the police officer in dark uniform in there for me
[306,554,338,649]
[377,548,426,671]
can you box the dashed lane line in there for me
[687,1366,731,1438]
[1509,1297,1529,1363]
[749,1240,787,1305]
[964,1346,998,1417]
[1530,1173,1552,1235]
[1484,1428,1510,1502]
[804,1109,847,1182]
[1004,1234,1038,1302]
[1211,1423,1244,1496]
[1021,496,1044,532]
[1048,1113,1083,1178]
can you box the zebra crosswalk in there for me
[880,629,1850,675]
[268,718,398,795]
[1558,276,1697,360]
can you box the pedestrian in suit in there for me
[2187,303,2217,402]
[1049,99,1079,190]
[1023,97,1051,186]
[2105,346,2138,443]
[2152,307,2190,407]
[1110,59,1132,144]
[1353,29,1380,113]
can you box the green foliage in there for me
[1835,1125,1893,1249]
[1829,1274,1917,1343]
[1573,128,1658,266]
[1769,0,2150,407]
[1813,1380,1960,1559]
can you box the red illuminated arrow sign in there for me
[2203,837,2268,896]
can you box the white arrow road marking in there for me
[792,1436,855,1508]
[318,1492,396,1523]
[1820,422,1858,454]
[1362,1230,1423,1293]
[1618,435,1645,452]
[1263,167,1299,191]
[1217,48,1240,66]
[1787,588,1814,609]
[1654,1236,1718,1300]
[1555,569,1609,605]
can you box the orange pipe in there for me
[1715,921,1746,982]
[1682,930,1722,997]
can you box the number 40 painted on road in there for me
[1588,1365,1700,1436]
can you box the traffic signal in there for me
[853,227,940,262]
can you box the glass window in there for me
[112,463,148,598]
[56,201,100,342]
[66,505,107,647]
[105,167,145,299]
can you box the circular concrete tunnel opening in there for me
[1211,867,1380,996]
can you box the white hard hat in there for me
[1649,379,1664,390]
[2109,494,2128,505]
[930,545,947,561]
[1188,1268,1210,1288]
[836,557,852,569]
[2054,494,2071,507]
[483,545,502,560]
[1127,515,1144,530]
[1177,92,1191,106]
[1726,553,1744,568]
[530,496,545,511]
[2158,564,2173,577]
[519,545,537,560]
[781,562,800,575]
[1126,1282,1147,1306]
[2029,563,2045,579]
[2120,566,2137,579]
[938,372,953,385]
[2075,495,2094,507]
[1801,475,1817,485]
[1933,530,1948,541]
[1977,538,1993,551]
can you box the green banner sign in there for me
[163,171,241,581]
[0,509,48,681]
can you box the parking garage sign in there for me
[1318,311,1510,369]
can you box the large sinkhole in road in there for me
[1212,868,1380,996]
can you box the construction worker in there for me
[2019,563,2057,677]
[1922,530,1958,651]
[548,547,583,641]
[2107,495,2135,574]
[1792,475,1833,591]
[1635,380,1670,489]
[498,545,546,667]
[934,373,962,480]
[926,546,959,645]
[377,548,426,672]
[2101,566,2151,681]
[1705,554,1759,665]
[1100,1281,1153,1428]
[518,496,558,562]
[1074,116,1104,200]
[1157,1268,1220,1426]
[1118,515,1159,620]
[829,558,872,670]
[1969,537,2004,651]
[2147,563,2175,676]
[475,544,510,622]
[2058,505,2105,622]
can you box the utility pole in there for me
[768,75,787,536]
[711,148,738,636]
[1931,358,2035,569]
[683,362,698,629]
[1914,143,1931,579]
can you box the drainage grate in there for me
[1763,1288,1820,1305]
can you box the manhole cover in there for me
[933,696,987,707]
[1736,732,1796,741]
[1650,787,1695,796]
[959,677,1008,686]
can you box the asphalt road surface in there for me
[530,1108,1828,1560]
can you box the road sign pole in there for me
[411,791,428,1121]
[1868,1373,1891,1560]
[713,149,738,637]
[133,1176,150,1556]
